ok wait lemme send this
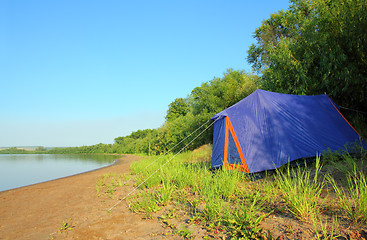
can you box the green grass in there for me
[116,144,367,239]
[128,145,268,238]
[274,155,325,221]
[96,173,129,198]
[311,215,340,240]
[323,143,367,224]
[176,225,193,239]
[153,177,176,205]
[224,193,269,239]
[327,164,367,224]
[129,190,162,218]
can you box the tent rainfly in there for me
[211,89,366,173]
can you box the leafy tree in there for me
[189,69,259,116]
[130,129,155,140]
[165,98,188,122]
[108,69,259,155]
[247,9,292,74]
[248,0,367,112]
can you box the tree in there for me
[247,0,367,111]
[189,69,259,116]
[165,98,188,122]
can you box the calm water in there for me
[0,154,117,192]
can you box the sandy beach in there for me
[0,155,164,240]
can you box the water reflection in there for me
[0,154,118,192]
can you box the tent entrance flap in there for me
[223,117,249,172]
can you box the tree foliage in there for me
[110,69,259,155]
[248,0,367,111]
[189,69,259,115]
[165,98,188,122]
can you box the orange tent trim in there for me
[328,97,362,137]
[223,116,249,173]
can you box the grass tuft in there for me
[274,155,325,221]
[327,163,367,224]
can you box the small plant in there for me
[162,219,177,229]
[96,173,129,198]
[129,191,161,218]
[186,197,201,215]
[160,208,179,219]
[58,219,75,235]
[154,178,176,205]
[176,225,192,239]
[224,193,269,239]
[201,195,224,222]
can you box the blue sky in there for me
[0,0,290,147]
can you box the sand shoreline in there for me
[0,154,164,240]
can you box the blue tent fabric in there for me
[212,117,226,169]
[211,89,366,173]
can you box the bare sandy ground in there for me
[0,155,164,240]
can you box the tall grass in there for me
[128,145,267,237]
[327,164,367,224]
[257,176,280,205]
[126,144,367,238]
[322,141,366,174]
[311,214,340,240]
[129,150,212,190]
[199,169,245,200]
[201,194,224,223]
[324,144,367,224]
[153,178,176,205]
[274,155,325,221]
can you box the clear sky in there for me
[0,0,290,147]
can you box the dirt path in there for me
[0,155,164,240]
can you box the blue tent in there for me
[211,89,365,173]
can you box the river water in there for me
[0,154,117,192]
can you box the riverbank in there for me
[0,155,163,240]
[2,150,367,239]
